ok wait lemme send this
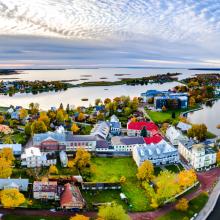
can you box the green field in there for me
[157,192,209,220]
[84,157,150,212]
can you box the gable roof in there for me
[144,135,163,144]
[127,121,158,132]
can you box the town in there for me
[0,74,219,220]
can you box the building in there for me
[0,124,13,134]
[127,121,159,137]
[0,144,22,156]
[21,147,57,168]
[33,181,59,200]
[0,178,29,191]
[166,126,188,146]
[133,139,179,167]
[108,115,121,135]
[111,136,145,152]
[90,121,110,139]
[178,140,216,170]
[177,122,192,132]
[60,183,85,210]
[140,90,163,102]
[59,151,68,167]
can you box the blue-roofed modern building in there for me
[140,90,164,102]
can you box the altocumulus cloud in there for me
[0,0,220,67]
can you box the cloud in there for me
[0,0,220,67]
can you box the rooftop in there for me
[111,136,145,145]
[127,121,158,132]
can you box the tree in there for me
[120,176,126,184]
[29,103,39,115]
[74,148,91,171]
[71,123,80,134]
[172,112,176,119]
[178,169,197,189]
[0,115,4,124]
[3,136,13,144]
[31,121,47,134]
[175,198,189,212]
[0,157,12,178]
[0,189,25,208]
[38,112,50,127]
[124,107,131,116]
[56,109,65,124]
[98,202,130,220]
[49,165,58,175]
[77,112,85,122]
[140,126,148,137]
[24,122,32,136]
[217,150,220,166]
[162,105,167,112]
[187,124,207,141]
[130,117,137,122]
[95,98,102,106]
[189,97,196,108]
[0,148,15,164]
[69,214,89,220]
[104,98,111,105]
[137,160,154,182]
[19,108,28,120]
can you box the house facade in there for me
[132,139,179,167]
[166,126,188,146]
[178,140,216,170]
[0,179,29,191]
[108,115,121,135]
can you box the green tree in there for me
[31,121,47,134]
[3,136,13,144]
[187,124,207,141]
[25,122,32,136]
[140,126,148,137]
[98,202,130,220]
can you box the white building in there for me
[90,121,110,139]
[166,126,188,146]
[178,140,216,170]
[21,147,57,168]
[133,139,179,167]
[59,151,68,167]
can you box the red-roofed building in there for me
[60,183,85,210]
[144,134,163,144]
[127,121,159,137]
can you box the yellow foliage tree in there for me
[49,165,58,175]
[77,112,85,122]
[130,117,137,123]
[38,111,50,127]
[0,157,12,178]
[137,160,154,182]
[178,169,197,189]
[175,198,189,212]
[71,123,80,134]
[162,105,167,112]
[120,176,126,184]
[67,160,75,168]
[69,214,89,220]
[217,150,220,166]
[0,189,25,208]
[0,148,15,164]
[74,148,91,170]
[19,108,28,120]
[0,115,4,124]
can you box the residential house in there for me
[0,144,22,156]
[60,183,85,209]
[0,178,29,191]
[177,122,192,132]
[0,124,13,134]
[33,180,59,200]
[127,121,159,137]
[59,151,68,167]
[178,140,216,170]
[21,147,57,168]
[111,136,145,152]
[108,115,121,135]
[90,121,110,139]
[166,126,188,146]
[133,139,179,167]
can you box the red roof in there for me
[144,135,163,144]
[127,121,158,132]
[60,183,73,206]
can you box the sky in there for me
[1,0,220,68]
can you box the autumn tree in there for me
[24,122,32,136]
[0,157,12,178]
[189,97,196,108]
[120,176,126,184]
[0,148,15,164]
[178,169,197,189]
[29,103,39,115]
[0,189,25,208]
[175,198,189,212]
[3,136,13,144]
[19,108,28,120]
[38,111,50,127]
[104,98,111,105]
[71,123,80,134]
[162,105,167,112]
[137,160,154,182]
[31,121,47,134]
[98,202,130,220]
[187,124,207,141]
[0,115,4,124]
[217,150,220,166]
[49,165,58,175]
[74,148,91,171]
[56,109,65,124]
[77,112,85,122]
[70,215,89,220]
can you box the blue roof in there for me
[109,122,121,129]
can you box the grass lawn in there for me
[3,215,68,220]
[164,164,184,173]
[206,131,217,139]
[157,192,209,220]
[86,157,150,212]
